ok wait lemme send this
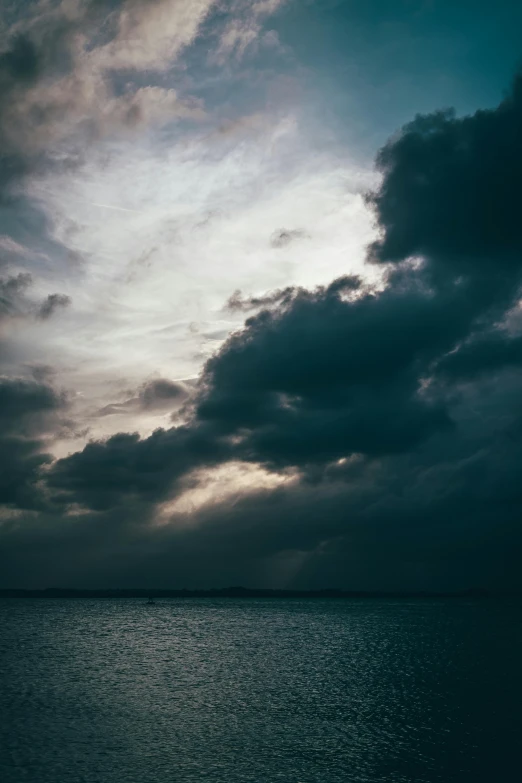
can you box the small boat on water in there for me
[146,596,156,605]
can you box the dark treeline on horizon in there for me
[0,587,510,599]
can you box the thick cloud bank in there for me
[2,46,522,587]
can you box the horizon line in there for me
[1,587,518,599]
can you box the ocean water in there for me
[1,599,520,783]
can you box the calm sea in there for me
[1,599,520,783]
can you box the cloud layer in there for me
[1,2,522,590]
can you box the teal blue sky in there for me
[279,0,522,136]
[171,0,522,161]
[272,1,522,155]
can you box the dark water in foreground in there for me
[1,599,521,783]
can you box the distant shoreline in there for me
[0,587,515,599]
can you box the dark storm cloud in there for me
[5,68,522,590]
[368,76,522,273]
[0,377,65,509]
[0,436,53,509]
[42,269,468,514]
[436,332,522,381]
[47,424,232,511]
[0,376,64,432]
[201,277,457,465]
[4,384,522,590]
[49,263,468,513]
[175,406,522,592]
[37,293,72,320]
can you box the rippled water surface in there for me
[1,599,521,782]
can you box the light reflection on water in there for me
[1,599,520,782]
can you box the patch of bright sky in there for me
[156,462,297,523]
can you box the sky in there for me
[1,0,522,590]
